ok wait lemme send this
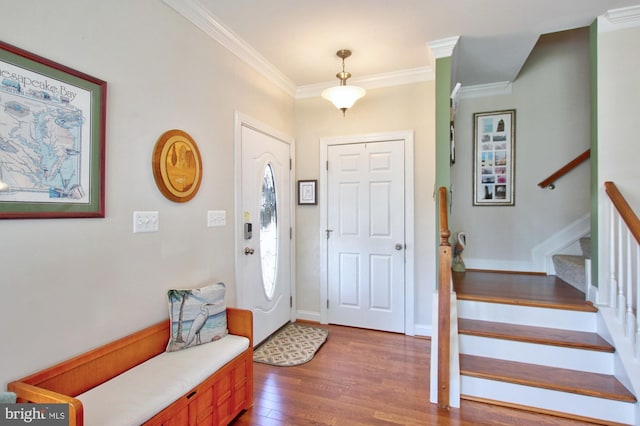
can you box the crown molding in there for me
[296,66,434,99]
[427,36,460,59]
[599,5,640,32]
[162,0,297,97]
[164,0,438,100]
[459,81,512,99]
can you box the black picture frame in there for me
[298,180,317,205]
[472,109,515,206]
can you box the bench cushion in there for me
[77,334,249,426]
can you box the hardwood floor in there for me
[231,324,590,425]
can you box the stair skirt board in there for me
[459,335,614,374]
[599,306,640,404]
[530,214,590,275]
[461,376,635,425]
[458,300,597,332]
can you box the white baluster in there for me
[610,203,618,308]
[617,216,626,322]
[631,243,640,359]
[625,232,634,338]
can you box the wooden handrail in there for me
[538,149,590,189]
[605,181,640,245]
[437,187,452,409]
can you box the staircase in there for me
[552,236,591,293]
[455,271,637,425]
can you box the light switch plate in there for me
[133,211,159,233]
[207,210,226,227]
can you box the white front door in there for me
[238,121,292,346]
[326,140,406,332]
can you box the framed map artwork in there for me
[472,109,515,206]
[0,41,107,218]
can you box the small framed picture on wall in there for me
[298,180,317,205]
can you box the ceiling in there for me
[165,0,640,96]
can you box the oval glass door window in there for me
[260,163,278,299]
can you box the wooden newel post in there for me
[437,187,452,409]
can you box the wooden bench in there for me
[8,308,253,426]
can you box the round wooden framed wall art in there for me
[152,129,203,202]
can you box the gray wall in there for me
[450,28,591,271]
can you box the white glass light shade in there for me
[321,85,366,110]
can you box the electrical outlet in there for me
[133,211,159,233]
[207,210,226,227]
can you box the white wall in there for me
[0,0,293,388]
[450,28,591,271]
[597,24,640,213]
[294,82,436,334]
[596,21,640,292]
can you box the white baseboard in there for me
[298,309,432,338]
[296,310,321,323]
[414,324,432,337]
[464,258,538,273]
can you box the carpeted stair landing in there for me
[552,236,590,293]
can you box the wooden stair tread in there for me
[458,318,614,352]
[460,354,636,403]
[454,271,597,312]
[456,293,598,311]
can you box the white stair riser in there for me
[458,300,597,332]
[462,376,635,425]
[460,335,614,374]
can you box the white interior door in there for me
[327,140,405,332]
[239,124,291,346]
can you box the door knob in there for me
[244,247,255,255]
[395,243,404,250]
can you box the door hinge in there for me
[326,299,329,309]
[326,160,329,171]
[290,296,293,308]
[290,227,293,239]
[289,158,292,170]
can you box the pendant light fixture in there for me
[321,49,366,116]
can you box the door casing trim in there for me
[319,130,415,335]
[234,111,296,324]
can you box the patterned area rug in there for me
[253,322,328,367]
